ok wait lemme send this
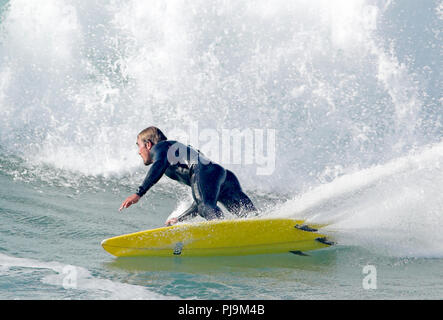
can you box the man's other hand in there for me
[165,218,178,226]
[119,194,140,211]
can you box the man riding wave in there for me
[119,126,257,225]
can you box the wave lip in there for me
[0,0,441,189]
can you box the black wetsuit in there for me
[136,140,256,221]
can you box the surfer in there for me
[119,126,257,225]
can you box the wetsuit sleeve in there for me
[136,145,170,197]
[176,202,199,222]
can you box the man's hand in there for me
[119,194,140,211]
[165,217,178,226]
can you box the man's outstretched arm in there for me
[120,145,169,211]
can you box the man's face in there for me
[137,137,152,165]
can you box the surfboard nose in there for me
[101,239,108,247]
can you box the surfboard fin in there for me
[289,250,309,256]
[315,237,335,246]
[173,242,183,255]
[295,224,318,232]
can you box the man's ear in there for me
[146,140,153,150]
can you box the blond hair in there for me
[138,126,168,145]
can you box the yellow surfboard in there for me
[101,218,334,257]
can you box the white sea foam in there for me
[0,0,440,194]
[270,141,443,257]
[0,253,177,299]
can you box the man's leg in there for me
[219,170,257,217]
[190,163,226,220]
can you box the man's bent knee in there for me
[197,203,224,220]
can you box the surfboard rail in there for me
[101,218,334,257]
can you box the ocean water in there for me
[0,0,442,300]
